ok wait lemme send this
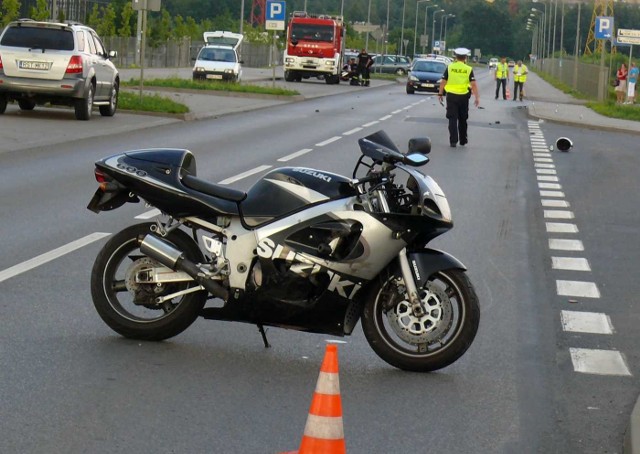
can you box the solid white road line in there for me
[362,121,379,127]
[278,148,313,162]
[343,127,363,136]
[556,280,600,298]
[218,165,272,185]
[549,238,584,251]
[379,115,392,121]
[552,257,591,271]
[315,136,341,147]
[542,199,569,207]
[569,348,631,376]
[540,190,565,197]
[0,232,111,283]
[544,210,574,219]
[136,208,162,219]
[561,310,613,334]
[546,222,579,233]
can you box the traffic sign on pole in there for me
[266,0,286,31]
[617,28,640,45]
[595,16,614,40]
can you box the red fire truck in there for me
[283,11,345,84]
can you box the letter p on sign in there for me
[270,3,282,16]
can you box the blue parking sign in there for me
[595,16,614,39]
[266,1,286,21]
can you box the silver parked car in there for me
[0,19,119,120]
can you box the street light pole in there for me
[413,0,430,58]
[431,9,445,54]
[423,4,439,54]
[443,14,454,48]
[365,0,372,50]
[400,0,407,56]
[240,0,244,34]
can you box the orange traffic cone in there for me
[506,87,511,100]
[283,344,346,454]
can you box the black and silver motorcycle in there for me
[87,131,479,372]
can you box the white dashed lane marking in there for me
[218,165,272,185]
[278,148,313,162]
[0,232,111,283]
[542,199,570,207]
[540,190,566,197]
[538,182,562,189]
[343,127,363,136]
[136,209,161,219]
[552,257,591,271]
[546,222,579,233]
[569,348,631,376]
[556,280,600,298]
[543,210,574,219]
[362,120,379,127]
[549,238,584,251]
[315,136,341,147]
[379,115,392,121]
[561,310,613,334]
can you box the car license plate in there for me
[422,83,435,88]
[206,74,223,80]
[19,60,49,70]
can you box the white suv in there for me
[0,19,119,120]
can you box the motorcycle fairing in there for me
[95,149,240,217]
[240,167,358,227]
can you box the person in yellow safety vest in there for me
[513,60,528,102]
[437,47,480,148]
[495,56,509,100]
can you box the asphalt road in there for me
[0,68,638,453]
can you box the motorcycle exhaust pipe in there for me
[139,234,229,301]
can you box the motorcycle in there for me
[87,131,479,372]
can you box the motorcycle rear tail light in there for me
[94,169,108,183]
[65,55,83,74]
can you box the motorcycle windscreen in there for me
[358,130,405,163]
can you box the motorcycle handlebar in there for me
[350,173,387,187]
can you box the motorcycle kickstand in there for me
[257,324,271,348]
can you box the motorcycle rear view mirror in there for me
[556,137,573,152]
[408,137,431,155]
[404,153,429,167]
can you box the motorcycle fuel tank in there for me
[241,167,357,227]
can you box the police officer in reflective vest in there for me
[495,56,509,100]
[513,60,528,101]
[438,47,480,148]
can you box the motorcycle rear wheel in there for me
[91,223,207,341]
[362,268,479,372]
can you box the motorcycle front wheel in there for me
[362,268,479,372]
[91,223,208,341]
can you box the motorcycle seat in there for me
[182,175,247,203]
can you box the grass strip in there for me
[586,101,640,121]
[123,77,299,96]
[532,67,640,121]
[119,91,189,114]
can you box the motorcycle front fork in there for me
[375,189,426,318]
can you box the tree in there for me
[29,0,50,21]
[95,4,116,37]
[119,2,135,38]
[86,4,101,31]
[1,0,21,26]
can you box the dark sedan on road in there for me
[406,59,447,94]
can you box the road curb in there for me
[625,394,640,454]
[526,108,640,137]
